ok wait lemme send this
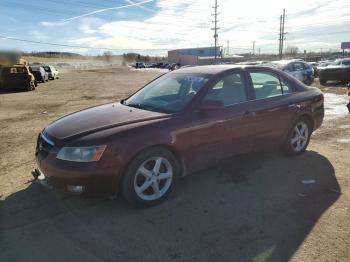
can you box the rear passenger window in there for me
[250,72,294,99]
[204,73,247,106]
[250,72,282,99]
[293,62,305,71]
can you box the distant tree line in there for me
[122,53,165,65]
[23,51,84,58]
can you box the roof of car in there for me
[337,58,350,61]
[174,65,251,74]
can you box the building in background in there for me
[168,47,246,65]
[168,47,221,65]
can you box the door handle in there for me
[243,111,256,118]
[288,103,301,110]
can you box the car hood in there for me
[45,102,169,140]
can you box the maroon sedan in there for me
[34,65,324,206]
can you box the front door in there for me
[186,71,255,172]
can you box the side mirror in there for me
[199,99,225,111]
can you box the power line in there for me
[0,34,169,51]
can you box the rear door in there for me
[245,69,297,150]
[186,70,255,171]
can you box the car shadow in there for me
[0,151,340,262]
[0,88,29,94]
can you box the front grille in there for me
[36,133,54,159]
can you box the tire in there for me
[26,82,35,91]
[304,77,313,86]
[121,147,181,207]
[283,117,312,156]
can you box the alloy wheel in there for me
[134,156,173,201]
[290,121,309,152]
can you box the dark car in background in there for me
[134,62,146,69]
[271,60,314,85]
[33,65,324,206]
[1,65,36,91]
[319,58,350,85]
[30,66,48,83]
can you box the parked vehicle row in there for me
[132,62,180,71]
[0,63,59,91]
[236,58,350,87]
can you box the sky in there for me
[0,0,349,56]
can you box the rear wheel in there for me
[284,118,312,155]
[121,147,180,207]
[26,81,35,91]
[304,77,313,86]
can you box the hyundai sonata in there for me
[34,65,324,206]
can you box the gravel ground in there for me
[0,67,349,262]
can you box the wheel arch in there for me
[299,113,314,131]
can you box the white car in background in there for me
[43,65,59,80]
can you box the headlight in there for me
[56,145,106,162]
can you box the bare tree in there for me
[285,46,299,56]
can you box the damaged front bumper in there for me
[31,168,84,194]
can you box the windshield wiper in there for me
[126,103,152,111]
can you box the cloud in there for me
[41,0,350,54]
[29,31,48,40]
[66,0,155,22]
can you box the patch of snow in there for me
[337,138,350,144]
[323,93,349,120]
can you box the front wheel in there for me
[121,147,180,207]
[284,118,312,155]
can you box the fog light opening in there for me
[67,185,84,193]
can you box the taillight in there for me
[314,94,324,104]
[319,94,324,102]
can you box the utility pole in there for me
[252,41,256,56]
[278,9,287,60]
[227,40,229,55]
[212,0,219,61]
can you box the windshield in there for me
[3,67,26,74]
[124,73,210,113]
[331,60,350,66]
[43,66,51,72]
[342,60,350,65]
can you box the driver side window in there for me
[204,73,247,106]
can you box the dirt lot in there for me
[0,66,349,262]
